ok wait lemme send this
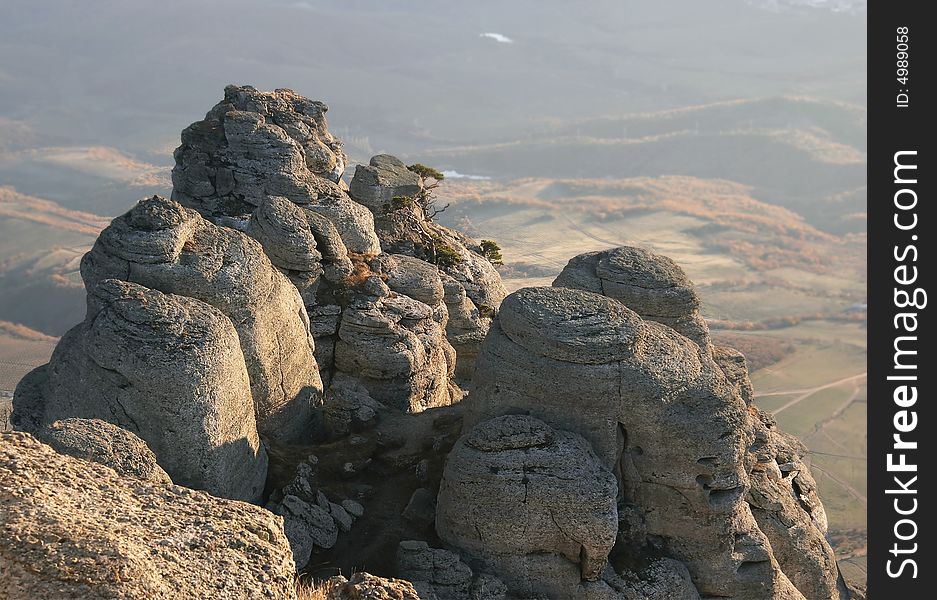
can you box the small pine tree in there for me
[479,239,504,265]
[407,163,449,221]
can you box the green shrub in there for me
[479,239,504,265]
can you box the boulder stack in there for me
[440,247,849,600]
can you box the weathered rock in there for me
[334,277,459,412]
[715,344,756,405]
[342,499,365,518]
[13,279,267,502]
[375,253,448,324]
[747,410,848,600]
[322,375,384,439]
[349,154,423,212]
[460,284,811,599]
[440,273,489,379]
[172,85,381,254]
[249,194,324,272]
[269,494,339,568]
[603,558,700,600]
[553,246,712,353]
[397,540,473,600]
[37,418,171,484]
[0,431,296,600]
[352,153,506,372]
[81,195,323,444]
[325,572,421,600]
[436,415,619,598]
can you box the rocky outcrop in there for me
[0,431,296,600]
[323,572,421,600]
[350,153,506,377]
[335,277,460,412]
[80,195,323,445]
[437,415,619,598]
[37,418,171,484]
[172,85,380,254]
[172,85,505,392]
[349,154,423,213]
[748,411,848,600]
[446,248,849,599]
[12,279,268,502]
[553,246,711,353]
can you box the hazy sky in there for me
[0,0,866,162]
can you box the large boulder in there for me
[553,246,712,353]
[436,415,619,599]
[172,84,380,254]
[334,278,459,412]
[12,279,267,502]
[0,431,296,600]
[37,418,171,484]
[459,284,816,599]
[349,154,423,212]
[81,195,323,445]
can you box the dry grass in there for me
[295,576,339,600]
[343,253,387,289]
[438,176,864,276]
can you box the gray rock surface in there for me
[553,246,712,353]
[334,278,460,412]
[349,154,423,212]
[603,558,700,600]
[437,415,619,598]
[13,279,267,502]
[81,195,323,444]
[397,540,474,600]
[351,154,506,373]
[456,277,842,599]
[748,411,848,600]
[0,431,296,600]
[172,85,380,254]
[269,494,339,568]
[37,418,171,484]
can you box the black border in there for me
[867,2,933,595]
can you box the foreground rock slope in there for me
[0,431,296,600]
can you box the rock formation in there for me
[172,85,504,387]
[5,84,853,600]
[0,431,296,600]
[80,194,323,445]
[437,415,619,598]
[439,247,850,600]
[36,418,172,484]
[349,153,506,377]
[553,246,712,353]
[13,279,268,502]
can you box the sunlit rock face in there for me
[443,247,849,600]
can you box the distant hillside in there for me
[0,147,170,216]
[0,188,99,336]
[413,97,866,235]
[438,176,865,278]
